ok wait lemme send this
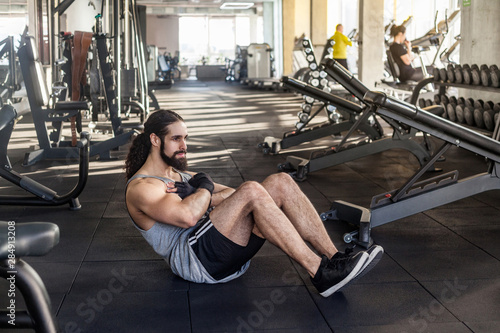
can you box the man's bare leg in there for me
[259,173,337,258]
[209,181,322,277]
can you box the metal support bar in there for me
[391,141,451,203]
[335,105,374,150]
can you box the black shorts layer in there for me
[189,216,265,281]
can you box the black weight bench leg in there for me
[0,260,58,333]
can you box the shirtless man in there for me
[125,109,383,297]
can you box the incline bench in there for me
[259,76,383,157]
[320,90,500,248]
[279,59,442,181]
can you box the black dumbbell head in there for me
[434,94,442,104]
[465,98,474,108]
[484,101,494,110]
[464,106,475,126]
[473,99,484,109]
[473,108,485,128]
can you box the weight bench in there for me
[18,35,136,165]
[0,221,60,332]
[259,76,383,156]
[320,90,500,248]
[0,104,89,209]
[279,59,441,181]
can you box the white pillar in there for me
[358,0,385,90]
[459,0,500,101]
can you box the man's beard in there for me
[160,143,188,171]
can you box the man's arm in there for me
[183,171,234,206]
[127,178,211,229]
[342,34,352,46]
[211,183,235,206]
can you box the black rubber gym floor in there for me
[1,80,500,332]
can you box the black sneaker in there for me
[311,252,369,297]
[348,245,384,284]
[330,247,354,260]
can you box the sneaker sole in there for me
[319,252,369,297]
[350,245,384,284]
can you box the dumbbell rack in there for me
[294,38,340,133]
[259,39,344,155]
[410,77,500,141]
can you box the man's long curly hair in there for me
[125,109,184,180]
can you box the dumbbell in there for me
[494,103,500,125]
[425,99,433,107]
[418,98,427,108]
[446,64,455,83]
[464,98,474,109]
[455,104,465,123]
[464,105,475,126]
[298,111,309,122]
[491,66,500,88]
[462,64,472,84]
[483,101,498,131]
[473,99,485,110]
[433,67,441,81]
[449,96,458,105]
[454,64,463,84]
[484,100,495,111]
[457,97,466,106]
[447,102,457,122]
[433,94,442,104]
[471,64,482,85]
[440,95,450,104]
[439,67,448,82]
[480,65,497,87]
[440,102,448,119]
[473,102,485,129]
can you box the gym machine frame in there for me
[280,59,440,181]
[0,105,89,209]
[0,36,21,106]
[320,90,500,248]
[17,35,136,165]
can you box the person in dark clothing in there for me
[389,25,428,82]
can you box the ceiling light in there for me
[220,2,254,10]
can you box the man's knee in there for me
[239,181,269,202]
[266,173,296,191]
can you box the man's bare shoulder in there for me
[127,176,170,201]
[128,176,168,190]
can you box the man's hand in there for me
[171,181,196,199]
[188,172,215,195]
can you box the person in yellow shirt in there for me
[329,24,352,70]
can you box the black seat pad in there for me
[54,101,90,111]
[0,222,60,260]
